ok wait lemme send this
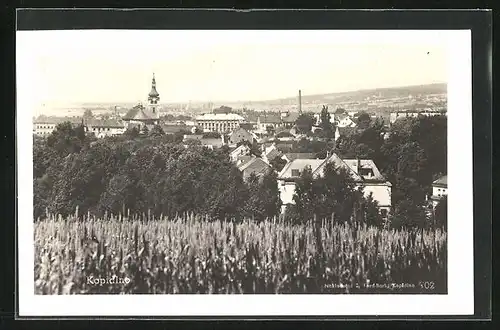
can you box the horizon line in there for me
[38,81,447,109]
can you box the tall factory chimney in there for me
[298,89,302,113]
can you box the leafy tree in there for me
[184,139,202,146]
[98,173,137,216]
[434,196,447,230]
[316,162,359,223]
[83,109,94,121]
[261,170,282,220]
[270,156,287,172]
[203,131,221,139]
[295,113,315,134]
[149,125,165,138]
[356,111,371,129]
[33,175,52,220]
[46,122,87,157]
[292,166,316,223]
[318,105,335,139]
[360,192,383,227]
[390,199,427,230]
[290,162,382,226]
[123,126,140,139]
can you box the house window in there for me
[291,169,300,177]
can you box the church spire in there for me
[148,73,160,115]
[149,73,159,99]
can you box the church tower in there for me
[148,73,160,115]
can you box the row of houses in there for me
[228,137,447,216]
[389,110,446,124]
[228,141,393,216]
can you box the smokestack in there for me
[298,90,302,113]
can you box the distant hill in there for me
[251,83,447,106]
[37,83,446,117]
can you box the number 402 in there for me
[419,281,435,290]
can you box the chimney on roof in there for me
[298,90,302,114]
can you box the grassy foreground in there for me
[34,213,447,294]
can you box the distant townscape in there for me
[33,73,448,294]
[33,74,447,217]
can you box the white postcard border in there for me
[17,29,473,317]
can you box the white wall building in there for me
[33,122,58,137]
[277,153,392,217]
[86,119,126,138]
[430,175,447,207]
[195,113,245,133]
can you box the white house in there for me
[336,115,357,128]
[195,113,246,133]
[256,113,282,134]
[230,144,251,163]
[277,153,392,217]
[33,117,83,137]
[429,175,447,207]
[261,144,281,164]
[86,119,125,138]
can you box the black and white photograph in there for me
[16,14,479,317]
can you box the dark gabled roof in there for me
[258,113,282,124]
[433,175,447,187]
[86,119,123,128]
[230,127,251,136]
[34,116,83,125]
[265,148,281,161]
[274,143,294,153]
[281,112,300,123]
[122,104,157,121]
[238,157,272,180]
[243,113,259,123]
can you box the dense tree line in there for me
[334,114,447,229]
[34,113,447,230]
[34,124,280,222]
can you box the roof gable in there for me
[433,175,447,186]
[239,157,271,178]
[313,153,363,181]
[258,114,281,124]
[278,159,325,179]
[281,112,300,123]
[123,104,157,121]
[343,159,386,181]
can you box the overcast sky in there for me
[17,30,449,105]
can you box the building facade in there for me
[229,127,255,145]
[430,175,447,207]
[277,153,392,216]
[33,118,83,137]
[195,113,246,133]
[85,119,125,138]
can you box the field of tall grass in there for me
[34,213,447,294]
